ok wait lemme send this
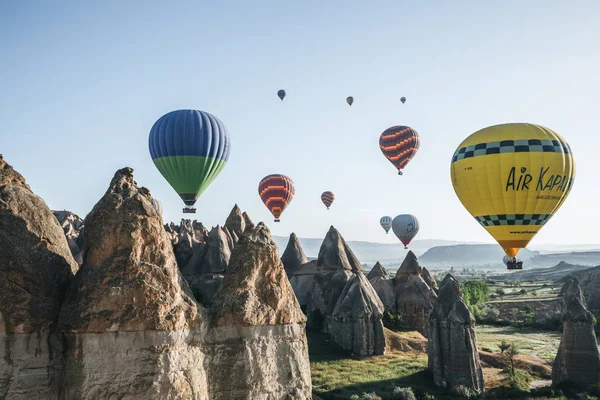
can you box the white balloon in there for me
[152,198,163,216]
[392,214,419,249]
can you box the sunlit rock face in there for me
[58,167,207,399]
[0,155,77,399]
[206,222,312,400]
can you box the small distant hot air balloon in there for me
[400,97,406,104]
[450,123,575,270]
[149,109,231,213]
[379,126,420,175]
[258,174,295,222]
[321,191,335,210]
[380,216,392,234]
[277,89,286,101]
[392,214,419,249]
[502,255,509,266]
[346,96,354,106]
[152,198,163,216]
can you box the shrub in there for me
[505,369,533,392]
[452,385,476,399]
[360,393,383,400]
[392,386,416,400]
[383,309,403,331]
[481,347,494,353]
[499,339,510,354]
[350,396,360,400]
[413,388,436,400]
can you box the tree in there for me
[505,343,520,376]
[462,280,490,306]
[499,339,510,354]
[496,288,506,298]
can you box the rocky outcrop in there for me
[308,227,361,332]
[224,204,245,239]
[203,226,231,273]
[428,274,484,394]
[422,267,438,292]
[242,211,255,230]
[330,273,386,356]
[207,222,312,399]
[317,225,363,272]
[0,155,77,399]
[58,168,207,399]
[53,210,85,265]
[577,267,600,319]
[394,251,437,337]
[282,233,309,274]
[367,262,395,310]
[552,277,600,386]
[283,233,313,310]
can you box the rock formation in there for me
[282,233,309,273]
[422,266,438,292]
[317,225,363,272]
[576,267,600,320]
[282,233,314,309]
[0,155,78,399]
[367,262,395,310]
[207,222,312,399]
[308,227,358,331]
[224,203,245,238]
[428,274,484,394]
[242,211,255,230]
[58,168,207,399]
[394,251,437,337]
[203,226,231,273]
[53,210,85,265]
[330,273,386,356]
[552,277,600,386]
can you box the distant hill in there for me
[528,251,600,268]
[271,235,600,271]
[418,244,537,267]
[555,264,600,284]
[271,236,473,265]
[498,261,590,282]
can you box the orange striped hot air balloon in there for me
[321,191,335,210]
[258,174,295,222]
[379,125,420,175]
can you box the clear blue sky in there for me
[2,1,599,246]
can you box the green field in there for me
[308,329,571,400]
[475,325,562,363]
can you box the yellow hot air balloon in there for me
[450,123,575,269]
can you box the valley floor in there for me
[308,327,600,400]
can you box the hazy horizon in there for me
[2,1,599,247]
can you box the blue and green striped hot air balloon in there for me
[149,109,231,213]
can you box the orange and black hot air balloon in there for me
[379,125,420,175]
[321,191,335,210]
[258,174,295,222]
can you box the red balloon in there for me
[321,191,335,210]
[379,126,420,175]
[258,174,295,222]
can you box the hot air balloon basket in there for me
[507,261,523,270]
[183,207,197,214]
